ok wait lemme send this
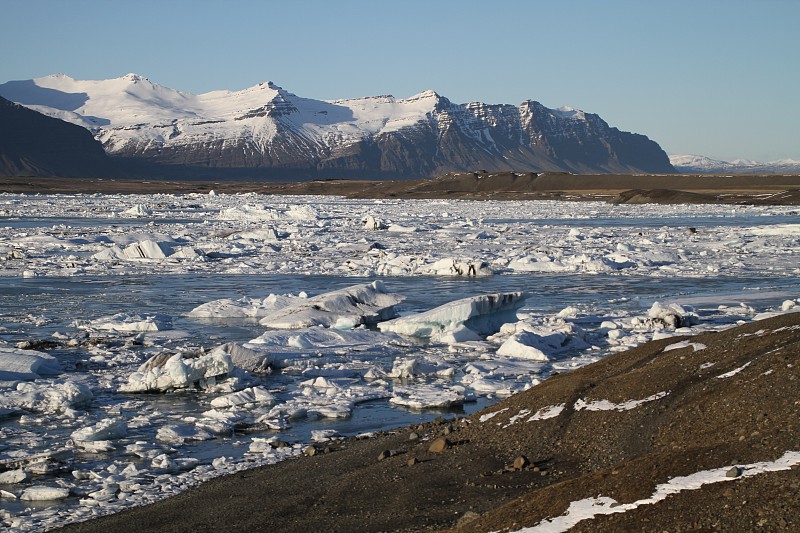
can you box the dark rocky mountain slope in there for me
[1,75,676,178]
[0,96,115,178]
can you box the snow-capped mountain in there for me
[0,74,675,178]
[670,154,800,175]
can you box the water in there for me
[2,193,800,528]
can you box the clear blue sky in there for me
[2,0,798,162]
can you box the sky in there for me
[1,0,798,162]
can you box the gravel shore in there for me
[62,312,800,532]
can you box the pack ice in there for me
[2,192,800,531]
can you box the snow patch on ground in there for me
[514,450,800,532]
[574,391,669,412]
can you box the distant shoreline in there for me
[2,172,800,205]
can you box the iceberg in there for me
[496,322,590,361]
[0,347,62,382]
[86,312,172,332]
[208,343,272,374]
[258,281,404,329]
[632,302,700,330]
[71,418,128,452]
[20,486,70,501]
[121,204,152,217]
[0,380,93,415]
[378,292,525,340]
[120,351,233,392]
[420,257,492,277]
[390,384,468,409]
[247,327,400,369]
[188,294,295,319]
[210,386,276,408]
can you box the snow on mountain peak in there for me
[121,73,147,82]
[0,73,676,175]
[555,106,586,120]
[670,154,800,174]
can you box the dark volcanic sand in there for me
[3,172,800,204]
[61,312,800,532]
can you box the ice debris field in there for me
[1,192,800,530]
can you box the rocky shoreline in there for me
[61,311,800,532]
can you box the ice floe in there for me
[379,292,524,340]
[258,281,404,329]
[0,347,61,382]
[85,312,173,332]
[121,351,233,392]
[2,193,800,530]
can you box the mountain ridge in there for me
[0,95,118,178]
[0,73,675,178]
[670,154,800,175]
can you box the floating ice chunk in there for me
[20,486,70,501]
[361,215,386,230]
[210,386,275,408]
[121,204,152,217]
[311,429,340,442]
[150,454,180,473]
[87,312,172,333]
[0,347,62,382]
[0,469,28,484]
[506,254,572,273]
[156,424,213,445]
[496,322,589,361]
[258,281,404,329]
[420,258,492,277]
[169,246,207,260]
[123,240,172,259]
[387,224,418,233]
[208,343,271,374]
[388,357,455,379]
[71,418,127,452]
[93,238,202,262]
[188,293,295,319]
[496,331,550,361]
[286,205,318,220]
[121,351,233,392]
[234,228,280,241]
[433,324,483,344]
[0,380,92,414]
[390,384,466,409]
[557,306,581,319]
[631,302,699,330]
[219,204,281,221]
[248,327,398,369]
[300,376,344,390]
[379,292,524,339]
